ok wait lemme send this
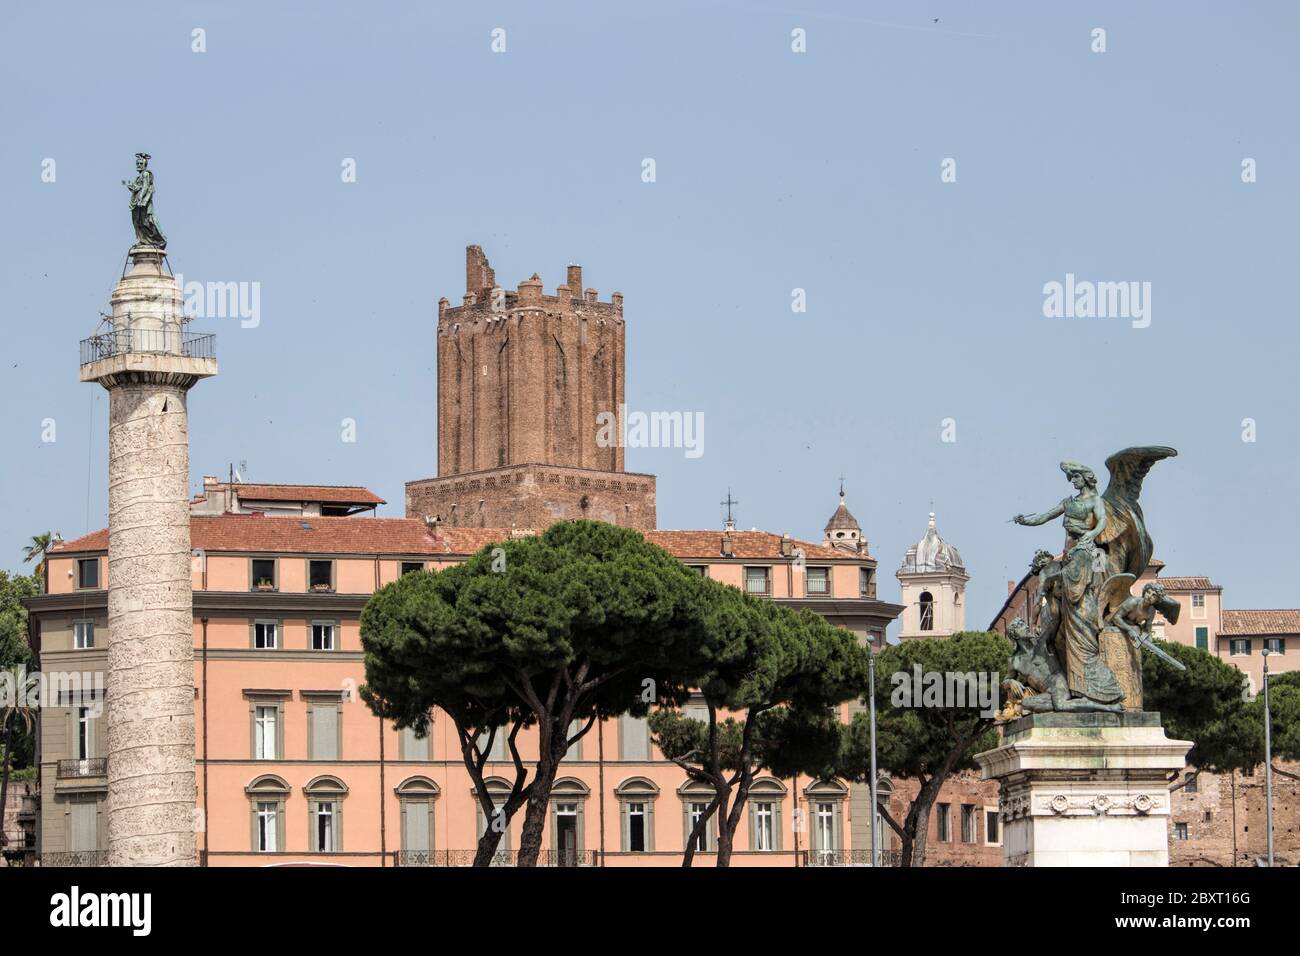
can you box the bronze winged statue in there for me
[1009,446,1181,715]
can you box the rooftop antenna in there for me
[721,488,739,532]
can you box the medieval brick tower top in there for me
[407,245,656,530]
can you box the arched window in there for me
[303,776,347,853]
[471,776,515,858]
[245,774,290,854]
[747,777,787,852]
[550,778,591,866]
[803,779,848,863]
[678,779,717,853]
[615,777,660,853]
[395,777,440,865]
[919,591,934,631]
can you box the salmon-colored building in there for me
[27,483,905,866]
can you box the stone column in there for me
[81,245,216,866]
[976,712,1192,867]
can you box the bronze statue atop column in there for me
[123,152,167,249]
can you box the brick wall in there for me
[1169,760,1300,866]
[407,463,656,531]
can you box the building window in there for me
[806,566,830,596]
[73,621,95,649]
[566,719,584,760]
[919,591,935,631]
[1264,638,1286,655]
[1191,594,1206,619]
[936,802,951,842]
[1174,822,1189,841]
[961,804,976,843]
[687,565,708,577]
[859,567,874,597]
[753,803,776,851]
[400,719,433,761]
[246,775,289,853]
[985,809,1001,846]
[620,713,650,761]
[256,802,279,852]
[254,705,278,760]
[397,777,439,861]
[400,562,424,576]
[1184,772,1198,794]
[475,779,513,854]
[304,776,347,853]
[744,566,770,596]
[76,558,100,590]
[627,802,648,851]
[804,780,845,861]
[616,777,659,852]
[688,802,713,852]
[245,693,287,759]
[550,782,588,866]
[311,621,337,651]
[1195,627,1209,651]
[76,706,95,760]
[477,727,508,761]
[305,693,344,761]
[1230,639,1251,657]
[308,559,334,592]
[252,620,278,650]
[315,802,336,851]
[69,795,99,853]
[251,558,277,591]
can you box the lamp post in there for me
[1263,649,1274,868]
[868,646,879,867]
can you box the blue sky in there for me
[2,1,1296,628]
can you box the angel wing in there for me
[1097,446,1177,577]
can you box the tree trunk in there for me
[681,790,722,867]
[515,751,560,867]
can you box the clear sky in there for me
[2,1,1296,629]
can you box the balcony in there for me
[57,758,107,779]
[395,849,597,867]
[42,850,106,867]
[804,848,902,867]
[80,328,216,367]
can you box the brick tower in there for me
[407,245,656,530]
[80,238,216,866]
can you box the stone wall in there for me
[406,463,656,532]
[1169,761,1300,866]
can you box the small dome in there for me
[824,495,861,533]
[900,512,964,572]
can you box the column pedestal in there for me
[976,712,1191,867]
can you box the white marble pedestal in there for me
[975,712,1192,867]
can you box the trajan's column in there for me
[79,154,215,865]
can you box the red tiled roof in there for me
[1221,610,1300,636]
[54,518,863,562]
[1152,576,1220,592]
[646,530,855,560]
[227,483,385,505]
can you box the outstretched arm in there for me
[1014,500,1066,526]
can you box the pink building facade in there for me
[28,493,903,866]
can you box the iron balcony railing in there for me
[79,329,216,366]
[395,849,598,867]
[57,757,108,779]
[42,850,106,867]
[804,848,902,867]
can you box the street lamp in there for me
[869,631,902,867]
[1263,648,1275,868]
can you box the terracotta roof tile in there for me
[1153,576,1220,591]
[227,483,385,505]
[1221,610,1300,636]
[54,519,867,562]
